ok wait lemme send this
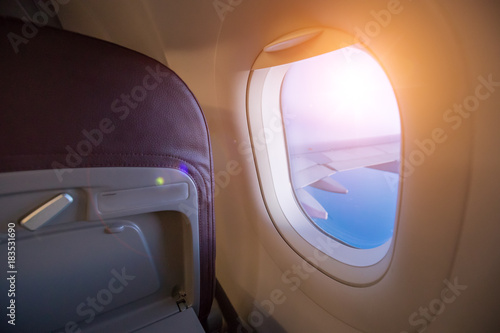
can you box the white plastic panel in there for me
[0,167,201,332]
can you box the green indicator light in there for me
[155,177,165,186]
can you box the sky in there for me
[281,46,401,249]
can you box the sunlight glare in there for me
[281,46,400,153]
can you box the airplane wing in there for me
[290,139,400,220]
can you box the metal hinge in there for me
[174,289,189,312]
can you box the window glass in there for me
[280,46,401,249]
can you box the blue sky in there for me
[305,167,398,249]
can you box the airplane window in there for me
[248,29,401,272]
[280,46,401,249]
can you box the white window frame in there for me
[246,28,402,285]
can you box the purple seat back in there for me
[0,17,215,326]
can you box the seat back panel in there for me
[0,16,215,330]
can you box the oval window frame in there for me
[246,27,404,285]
